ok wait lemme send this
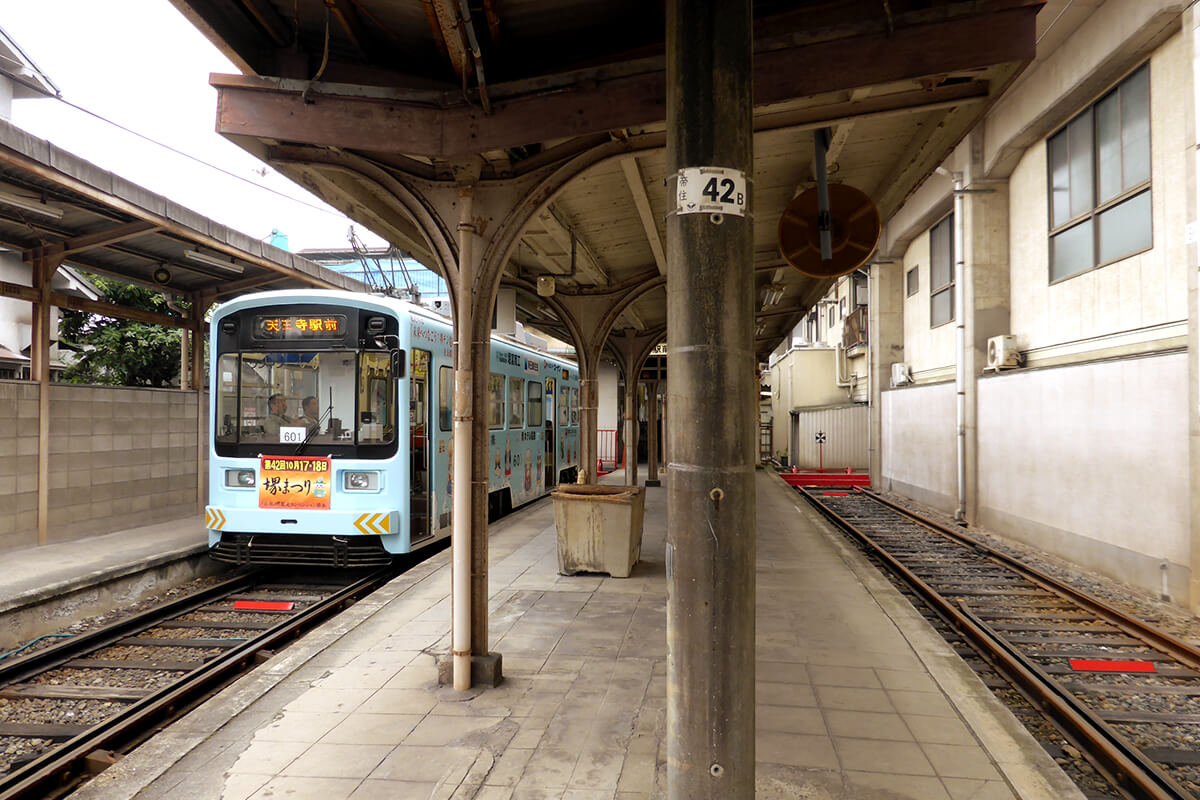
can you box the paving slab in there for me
[65,469,1082,800]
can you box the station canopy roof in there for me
[0,117,364,327]
[172,0,1047,359]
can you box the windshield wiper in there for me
[294,388,336,456]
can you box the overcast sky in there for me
[0,0,388,253]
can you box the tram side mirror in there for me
[391,348,405,378]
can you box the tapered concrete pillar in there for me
[646,381,660,486]
[665,0,755,796]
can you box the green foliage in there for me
[59,275,187,388]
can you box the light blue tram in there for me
[206,289,580,566]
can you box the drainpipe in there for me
[937,166,968,524]
[452,187,475,690]
[834,343,852,394]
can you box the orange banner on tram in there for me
[258,456,331,510]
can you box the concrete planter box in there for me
[551,484,645,578]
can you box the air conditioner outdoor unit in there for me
[890,363,911,386]
[986,335,1022,370]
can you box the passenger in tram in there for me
[297,395,321,435]
[263,393,293,437]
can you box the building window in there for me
[930,214,954,327]
[827,306,835,329]
[906,267,918,297]
[1048,64,1151,282]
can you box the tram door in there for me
[544,377,556,488]
[409,349,431,540]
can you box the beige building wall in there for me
[0,381,207,552]
[769,348,854,462]
[878,3,1196,604]
[1008,33,1189,362]
[900,227,956,379]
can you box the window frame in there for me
[906,266,918,297]
[438,366,453,432]
[487,373,505,430]
[1047,63,1152,284]
[930,213,955,328]
[527,379,544,427]
[508,376,525,428]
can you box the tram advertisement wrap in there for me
[259,456,331,510]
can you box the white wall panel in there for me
[977,354,1188,569]
[881,382,956,508]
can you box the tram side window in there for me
[570,387,579,425]
[559,386,569,426]
[488,374,505,430]
[216,354,239,442]
[438,366,452,431]
[509,377,525,428]
[527,380,543,427]
[358,352,395,444]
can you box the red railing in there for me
[597,428,622,475]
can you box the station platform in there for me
[0,518,208,621]
[53,469,1083,800]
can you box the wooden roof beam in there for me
[619,155,666,277]
[24,220,160,261]
[211,3,1036,158]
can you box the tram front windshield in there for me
[215,350,395,447]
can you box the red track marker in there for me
[1069,659,1156,673]
[234,600,295,611]
[823,492,849,496]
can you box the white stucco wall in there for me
[881,381,956,509]
[1008,34,1189,354]
[977,353,1188,596]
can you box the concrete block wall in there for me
[45,383,204,544]
[0,380,40,550]
[0,381,208,552]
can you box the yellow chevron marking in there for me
[353,514,370,535]
[216,510,226,530]
[379,513,390,534]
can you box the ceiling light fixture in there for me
[0,190,64,220]
[761,283,786,306]
[184,249,245,276]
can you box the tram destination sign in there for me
[252,314,346,340]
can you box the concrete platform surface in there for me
[64,471,1082,800]
[0,518,208,615]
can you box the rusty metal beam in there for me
[211,5,1035,158]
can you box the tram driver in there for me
[263,393,293,437]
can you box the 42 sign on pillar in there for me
[674,166,748,217]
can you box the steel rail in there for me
[799,487,1192,800]
[0,570,264,688]
[858,488,1200,673]
[0,566,396,800]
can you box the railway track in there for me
[800,486,1200,800]
[0,566,397,800]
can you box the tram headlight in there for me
[225,469,256,488]
[344,471,378,491]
